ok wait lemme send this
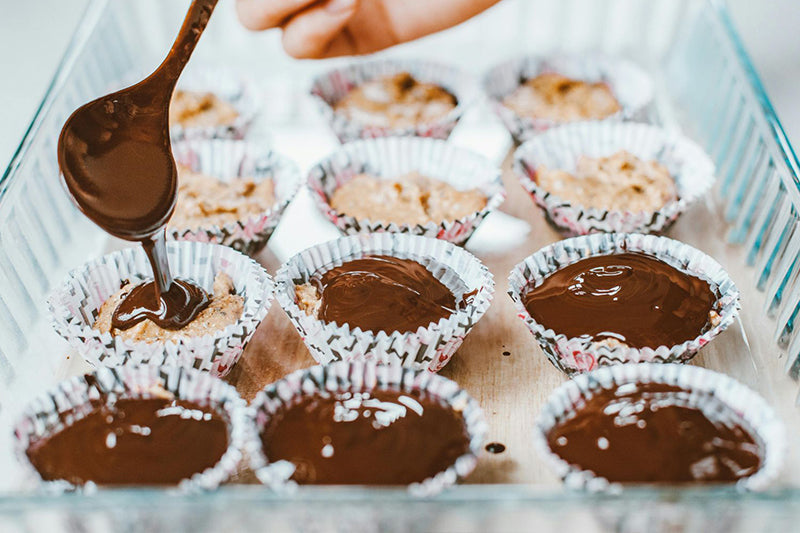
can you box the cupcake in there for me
[483,54,653,143]
[308,137,505,245]
[169,67,260,140]
[13,364,256,491]
[47,241,273,377]
[310,58,477,142]
[249,360,487,495]
[508,233,740,375]
[534,363,785,491]
[275,233,494,372]
[513,121,715,236]
[170,138,301,255]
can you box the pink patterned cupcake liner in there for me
[12,364,259,492]
[508,233,740,375]
[307,136,505,245]
[533,363,785,492]
[275,233,494,372]
[310,58,478,142]
[170,138,301,255]
[513,121,715,236]
[249,360,487,495]
[483,53,654,143]
[47,241,273,378]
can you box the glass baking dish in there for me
[3,0,800,530]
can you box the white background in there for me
[1,0,799,170]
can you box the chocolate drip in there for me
[57,0,218,330]
[27,398,228,486]
[111,279,210,330]
[522,252,716,349]
[547,383,762,483]
[260,390,470,485]
[314,255,457,334]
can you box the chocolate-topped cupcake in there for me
[14,365,255,490]
[508,233,739,374]
[513,121,715,236]
[483,54,653,143]
[534,363,785,490]
[311,59,477,142]
[308,137,504,245]
[48,241,273,377]
[276,234,494,371]
[250,361,486,494]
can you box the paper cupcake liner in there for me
[508,233,740,375]
[170,66,260,141]
[12,364,258,492]
[248,360,487,495]
[170,138,301,255]
[310,58,478,143]
[47,241,273,378]
[307,136,505,245]
[533,363,786,492]
[513,121,716,236]
[483,53,654,143]
[275,233,494,372]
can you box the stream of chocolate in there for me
[522,252,716,348]
[260,389,470,485]
[547,383,762,483]
[313,255,458,333]
[57,0,218,330]
[27,398,229,485]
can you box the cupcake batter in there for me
[503,72,620,121]
[329,171,486,226]
[169,166,276,229]
[169,89,239,129]
[94,273,243,343]
[535,150,678,212]
[334,72,457,128]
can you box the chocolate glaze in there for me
[313,255,458,334]
[111,279,210,330]
[27,398,228,486]
[523,252,716,348]
[57,0,217,329]
[547,383,762,483]
[260,389,470,485]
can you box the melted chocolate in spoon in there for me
[57,0,218,330]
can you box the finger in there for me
[235,0,319,31]
[281,0,359,59]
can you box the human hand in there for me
[236,0,502,59]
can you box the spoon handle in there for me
[151,0,219,91]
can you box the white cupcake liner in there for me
[47,241,273,378]
[508,233,740,375]
[307,136,505,245]
[170,66,260,141]
[483,53,654,143]
[533,363,786,492]
[170,138,301,255]
[275,233,494,372]
[12,364,258,492]
[513,121,716,236]
[310,58,478,143]
[249,360,487,495]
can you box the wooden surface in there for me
[218,156,800,487]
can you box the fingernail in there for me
[325,0,355,14]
